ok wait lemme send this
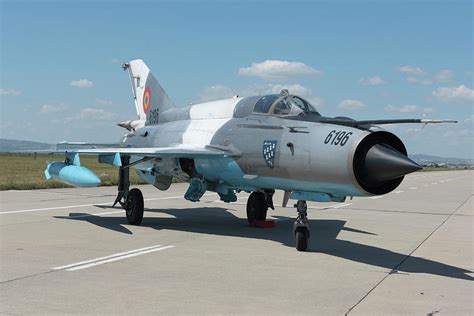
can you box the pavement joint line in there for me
[409,187,418,190]
[52,245,174,271]
[0,193,216,215]
[0,269,59,285]
[0,210,126,228]
[393,191,404,194]
[345,194,472,315]
[344,207,454,216]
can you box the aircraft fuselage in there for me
[123,97,408,202]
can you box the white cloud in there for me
[433,69,453,83]
[193,83,324,106]
[0,88,21,96]
[358,76,385,86]
[70,79,94,88]
[268,84,324,107]
[401,67,454,85]
[384,104,419,113]
[423,107,434,113]
[94,98,113,106]
[432,85,474,104]
[238,60,321,80]
[40,103,67,113]
[196,83,324,107]
[338,99,366,110]
[267,83,311,96]
[464,115,474,123]
[60,108,119,123]
[398,65,426,76]
[196,85,237,102]
[79,108,117,120]
[406,77,433,85]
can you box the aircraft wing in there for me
[318,118,458,127]
[39,145,234,171]
[51,141,242,158]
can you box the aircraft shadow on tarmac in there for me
[55,206,473,281]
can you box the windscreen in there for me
[273,96,320,116]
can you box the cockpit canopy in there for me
[233,92,321,118]
[253,94,320,116]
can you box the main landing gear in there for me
[112,156,144,225]
[246,190,274,223]
[293,200,310,251]
[246,192,268,223]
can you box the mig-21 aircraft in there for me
[44,59,456,251]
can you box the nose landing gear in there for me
[293,200,310,251]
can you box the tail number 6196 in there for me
[324,130,353,146]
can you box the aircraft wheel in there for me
[295,228,309,251]
[125,188,144,225]
[246,192,267,223]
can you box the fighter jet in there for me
[44,59,456,251]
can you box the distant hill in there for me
[410,154,473,165]
[0,139,55,152]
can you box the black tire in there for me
[295,228,309,251]
[126,188,144,225]
[246,192,267,223]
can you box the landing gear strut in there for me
[293,200,310,251]
[112,156,144,225]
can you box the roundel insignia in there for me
[143,87,151,114]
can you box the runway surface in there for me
[1,170,472,315]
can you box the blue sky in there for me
[1,0,473,158]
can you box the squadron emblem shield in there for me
[262,140,277,168]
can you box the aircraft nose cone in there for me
[362,144,422,183]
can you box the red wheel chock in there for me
[250,220,275,228]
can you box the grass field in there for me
[0,153,147,190]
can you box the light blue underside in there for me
[194,157,364,197]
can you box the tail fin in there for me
[123,59,175,125]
